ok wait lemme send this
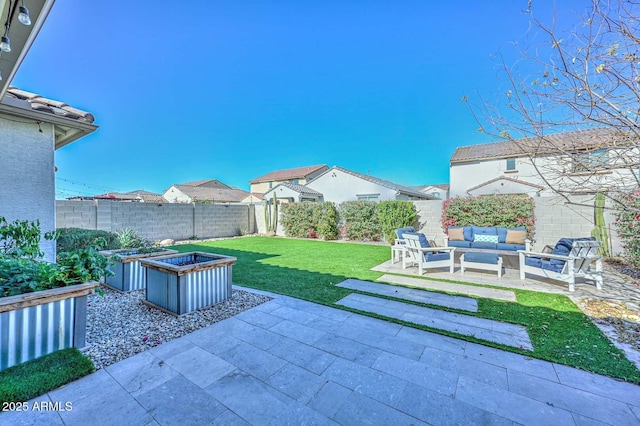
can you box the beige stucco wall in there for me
[0,116,56,261]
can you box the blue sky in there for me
[13,0,584,198]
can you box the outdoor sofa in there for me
[444,226,532,252]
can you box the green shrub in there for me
[376,201,417,245]
[56,228,120,253]
[338,201,382,241]
[115,227,149,248]
[441,194,536,239]
[614,190,640,267]
[0,217,57,259]
[280,202,338,240]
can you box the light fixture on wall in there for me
[18,1,31,26]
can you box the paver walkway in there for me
[377,274,517,302]
[336,291,532,350]
[3,286,639,426]
[337,278,479,312]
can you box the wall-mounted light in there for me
[18,1,31,26]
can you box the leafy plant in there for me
[338,201,382,241]
[115,227,148,249]
[376,201,417,245]
[614,190,640,267]
[280,202,338,240]
[441,194,536,239]
[56,228,120,253]
[0,217,57,259]
[56,239,113,286]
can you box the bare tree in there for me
[469,0,640,211]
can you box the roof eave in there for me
[0,102,98,149]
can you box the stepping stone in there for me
[336,293,532,350]
[378,274,516,302]
[337,279,478,312]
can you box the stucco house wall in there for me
[306,168,399,203]
[163,186,191,203]
[0,118,56,261]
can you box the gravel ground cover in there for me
[84,286,271,370]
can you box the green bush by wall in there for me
[338,201,382,241]
[614,190,640,267]
[280,202,338,240]
[376,201,417,244]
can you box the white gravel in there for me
[84,285,271,370]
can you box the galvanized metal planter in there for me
[100,248,178,292]
[0,282,99,371]
[140,252,236,316]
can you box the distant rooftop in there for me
[250,165,328,184]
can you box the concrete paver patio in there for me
[3,285,639,426]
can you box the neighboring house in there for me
[305,166,437,203]
[249,164,328,194]
[449,128,639,198]
[163,179,248,203]
[264,183,323,203]
[241,193,265,204]
[68,190,165,203]
[412,184,450,200]
[1,88,98,261]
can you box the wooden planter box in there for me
[0,282,99,371]
[100,248,178,292]
[140,252,236,316]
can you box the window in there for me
[269,182,273,189]
[571,149,609,173]
[293,179,299,184]
[357,194,380,201]
[506,158,516,171]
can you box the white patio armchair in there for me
[403,233,456,275]
[518,237,603,292]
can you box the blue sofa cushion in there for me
[471,226,497,237]
[497,243,526,251]
[464,252,499,264]
[497,226,526,243]
[448,240,471,248]
[471,241,497,249]
[449,226,472,241]
[425,252,450,262]
[524,257,564,273]
[396,226,415,239]
[405,232,430,248]
[550,238,573,267]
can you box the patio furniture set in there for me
[392,227,603,292]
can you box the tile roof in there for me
[250,165,328,184]
[450,128,627,164]
[277,182,323,196]
[319,166,437,200]
[91,189,165,203]
[181,179,229,188]
[3,86,95,124]
[172,185,249,203]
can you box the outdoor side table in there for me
[391,244,407,267]
[460,252,503,279]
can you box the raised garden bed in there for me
[139,251,236,315]
[99,248,178,292]
[0,282,99,371]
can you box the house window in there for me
[357,194,379,201]
[269,182,273,189]
[571,149,609,173]
[506,158,516,171]
[293,179,299,184]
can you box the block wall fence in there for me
[56,200,256,242]
[56,196,622,254]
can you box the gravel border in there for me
[84,286,271,370]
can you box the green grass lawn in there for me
[0,348,94,405]
[175,236,640,383]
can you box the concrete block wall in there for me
[56,200,253,242]
[413,200,445,245]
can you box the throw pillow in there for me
[474,234,499,244]
[448,227,464,241]
[506,230,526,245]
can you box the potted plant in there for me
[0,217,110,371]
